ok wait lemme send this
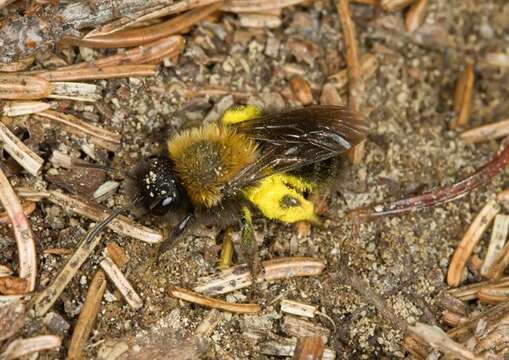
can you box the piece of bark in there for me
[0,0,180,63]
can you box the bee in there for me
[133,104,368,246]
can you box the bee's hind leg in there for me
[239,207,260,295]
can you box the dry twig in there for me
[448,200,500,287]
[0,121,44,176]
[0,168,36,292]
[349,141,509,219]
[35,65,157,82]
[68,270,107,360]
[169,286,261,314]
[194,257,325,295]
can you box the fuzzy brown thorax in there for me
[167,124,258,208]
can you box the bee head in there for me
[139,157,187,215]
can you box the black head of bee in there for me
[139,157,188,216]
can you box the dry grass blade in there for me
[0,121,44,176]
[169,286,261,314]
[194,257,325,296]
[88,0,223,37]
[337,0,365,164]
[222,0,306,12]
[0,300,25,342]
[0,75,53,100]
[62,4,222,48]
[1,101,50,116]
[33,210,119,316]
[35,65,157,82]
[60,36,184,71]
[447,200,500,287]
[0,335,62,359]
[481,214,509,276]
[329,53,378,90]
[68,270,107,360]
[460,118,509,143]
[33,110,121,152]
[405,0,429,32]
[47,82,101,102]
[409,323,482,360]
[293,336,324,360]
[381,0,414,11]
[451,62,474,129]
[46,191,163,243]
[100,256,143,310]
[0,168,36,292]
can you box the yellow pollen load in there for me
[220,104,320,224]
[222,104,262,124]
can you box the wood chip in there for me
[33,110,121,152]
[0,121,44,176]
[100,255,143,310]
[405,0,429,32]
[481,214,509,276]
[408,322,483,360]
[451,62,474,129]
[293,336,325,360]
[47,82,102,102]
[0,75,53,100]
[289,75,313,105]
[0,335,62,359]
[68,270,107,360]
[169,286,261,314]
[282,316,330,344]
[447,200,500,287]
[222,0,307,13]
[0,168,36,292]
[1,101,50,116]
[460,118,509,143]
[281,299,317,318]
[239,13,282,28]
[260,338,336,360]
[0,276,29,295]
[194,257,325,296]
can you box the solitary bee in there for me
[133,105,368,248]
